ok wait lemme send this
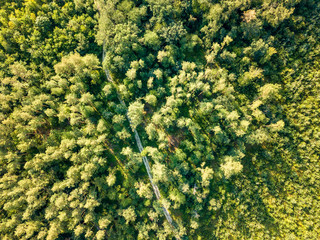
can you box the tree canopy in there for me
[1,0,320,239]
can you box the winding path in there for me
[102,47,174,226]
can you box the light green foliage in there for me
[126,68,137,80]
[152,162,168,183]
[144,31,161,49]
[220,156,243,179]
[135,181,153,199]
[239,66,264,86]
[259,83,281,102]
[169,189,186,209]
[121,206,137,224]
[145,94,157,106]
[127,101,144,130]
[199,166,214,187]
[261,2,295,27]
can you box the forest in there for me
[0,0,319,239]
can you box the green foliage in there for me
[1,0,320,239]
[127,101,144,130]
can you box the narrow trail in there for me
[102,45,175,228]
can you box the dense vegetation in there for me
[0,0,319,239]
